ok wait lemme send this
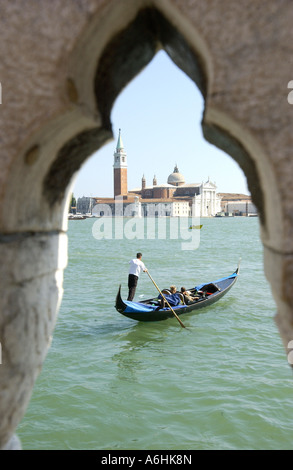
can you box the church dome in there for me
[167,165,185,186]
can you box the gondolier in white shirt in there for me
[127,253,147,301]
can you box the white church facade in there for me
[192,181,222,217]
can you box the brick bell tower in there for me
[113,128,128,197]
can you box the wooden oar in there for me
[146,270,186,329]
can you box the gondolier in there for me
[127,253,148,301]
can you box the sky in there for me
[72,50,249,199]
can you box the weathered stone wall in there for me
[0,0,292,449]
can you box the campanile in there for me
[113,128,128,197]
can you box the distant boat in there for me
[68,214,86,220]
[189,224,203,229]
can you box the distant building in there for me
[113,129,128,197]
[218,193,257,216]
[76,196,94,214]
[90,129,252,218]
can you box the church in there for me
[92,129,222,217]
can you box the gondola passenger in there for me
[180,287,199,304]
[158,285,181,308]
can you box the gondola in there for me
[115,266,239,322]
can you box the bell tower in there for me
[113,128,128,197]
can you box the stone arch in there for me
[1,0,292,449]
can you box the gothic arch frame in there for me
[42,4,282,237]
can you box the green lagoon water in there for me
[17,217,293,450]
